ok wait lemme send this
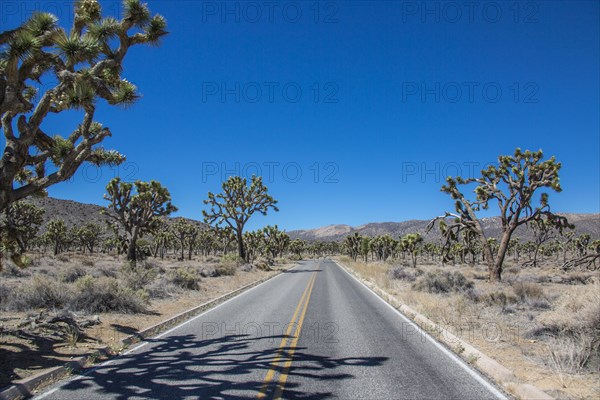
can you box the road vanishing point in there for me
[36,259,507,399]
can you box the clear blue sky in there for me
[2,0,599,230]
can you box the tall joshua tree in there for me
[103,178,177,262]
[203,176,278,262]
[429,148,571,282]
[0,0,168,212]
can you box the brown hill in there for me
[28,197,204,231]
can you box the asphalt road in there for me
[36,259,507,399]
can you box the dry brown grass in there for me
[338,255,600,400]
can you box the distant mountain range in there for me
[287,214,600,242]
[24,197,600,241]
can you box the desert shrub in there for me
[389,267,418,282]
[81,258,95,267]
[167,268,201,290]
[533,283,600,372]
[215,264,236,277]
[69,275,148,314]
[147,278,179,299]
[6,276,71,311]
[57,254,71,263]
[413,271,473,294]
[61,265,88,283]
[254,257,272,271]
[482,290,518,308]
[120,261,157,290]
[512,282,545,303]
[462,287,482,303]
[546,334,598,375]
[0,284,11,309]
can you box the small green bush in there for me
[413,270,474,294]
[167,268,201,290]
[120,261,157,290]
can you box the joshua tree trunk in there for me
[236,230,246,262]
[127,229,139,262]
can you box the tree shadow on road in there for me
[282,269,322,274]
[58,333,387,399]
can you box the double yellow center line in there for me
[257,265,319,399]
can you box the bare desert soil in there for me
[337,256,599,400]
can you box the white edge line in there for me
[331,259,509,400]
[34,262,305,400]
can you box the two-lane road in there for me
[37,259,507,399]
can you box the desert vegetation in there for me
[335,149,599,399]
[0,0,597,398]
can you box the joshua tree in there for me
[575,234,591,257]
[197,229,216,258]
[203,176,278,262]
[344,232,362,261]
[243,230,265,263]
[0,0,168,212]
[289,239,305,258]
[103,178,177,262]
[527,216,564,267]
[45,218,67,255]
[360,237,371,262]
[262,225,290,259]
[172,219,198,261]
[215,226,235,255]
[401,233,423,268]
[0,200,44,266]
[430,148,570,282]
[151,219,172,259]
[76,222,103,253]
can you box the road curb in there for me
[0,267,290,400]
[334,259,554,400]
